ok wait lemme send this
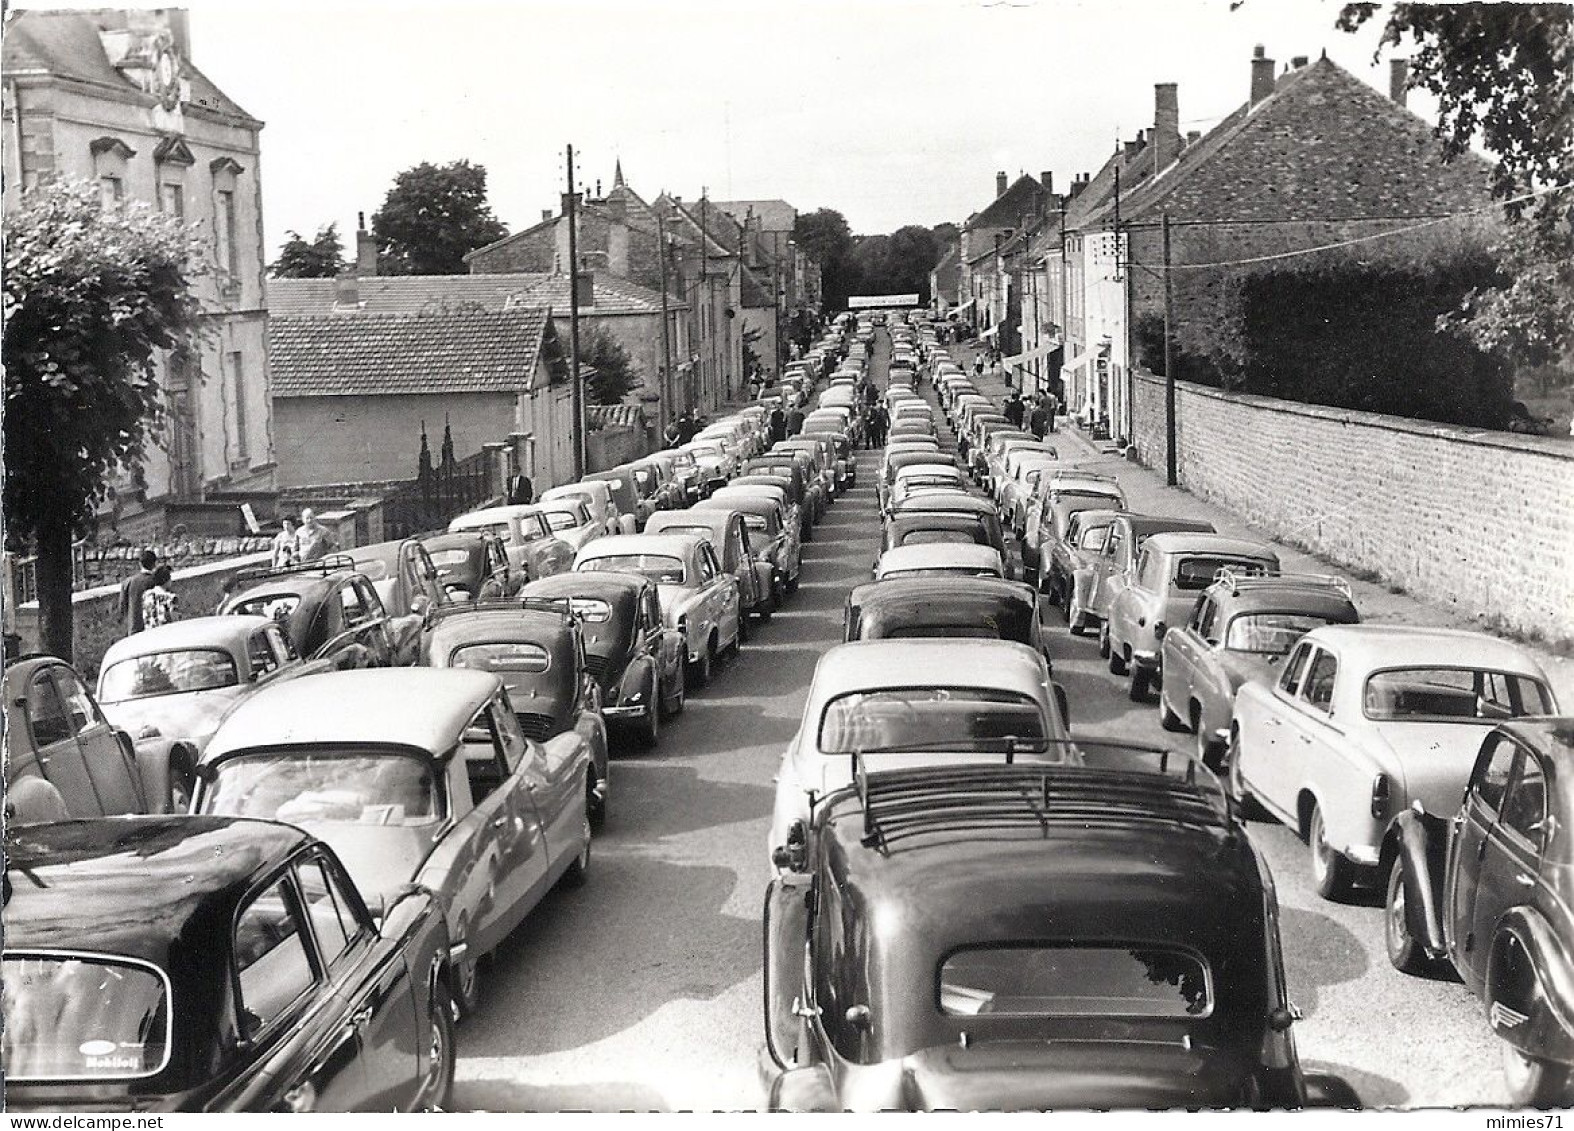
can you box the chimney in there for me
[334,272,358,308]
[1250,45,1276,107]
[996,170,1008,197]
[1390,58,1409,105]
[355,211,376,277]
[1153,82,1180,174]
[1123,138,1140,161]
[1187,130,1201,147]
[607,208,629,275]
[1040,171,1053,194]
[162,8,191,58]
[1291,55,1309,69]
[594,179,602,198]
[574,270,595,308]
[542,209,553,222]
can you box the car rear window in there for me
[230,593,300,624]
[819,687,1045,753]
[428,549,472,570]
[939,946,1212,1018]
[1364,668,1553,721]
[578,554,686,585]
[900,529,978,547]
[451,641,551,674]
[2,954,172,1080]
[568,597,612,623]
[201,751,439,826]
[1174,557,1271,592]
[542,508,584,531]
[1224,613,1341,655]
[99,649,239,702]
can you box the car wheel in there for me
[639,676,661,748]
[1108,636,1128,676]
[1224,730,1266,820]
[452,931,482,1019]
[167,747,197,814]
[1098,621,1111,659]
[1158,689,1185,731]
[588,770,607,831]
[1502,1042,1574,1108]
[1129,663,1151,701]
[1308,803,1355,901]
[418,982,457,1111]
[1195,711,1223,771]
[661,665,686,718]
[1384,857,1432,976]
[560,790,593,890]
[687,640,713,690]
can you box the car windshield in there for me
[939,946,1212,1018]
[568,597,612,623]
[2,955,171,1080]
[1079,525,1112,550]
[543,508,584,531]
[99,649,239,702]
[202,750,440,826]
[1225,613,1341,654]
[1364,668,1553,722]
[883,566,1002,580]
[1174,557,1271,592]
[453,520,513,540]
[450,641,553,705]
[819,687,1046,753]
[428,548,475,576]
[579,554,686,585]
[901,530,977,546]
[351,557,390,581]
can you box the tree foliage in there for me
[4,179,208,658]
[371,160,509,276]
[850,225,945,303]
[1339,2,1574,366]
[579,324,640,406]
[793,208,857,310]
[269,223,347,278]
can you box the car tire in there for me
[661,667,686,719]
[1224,730,1266,821]
[1098,622,1111,659]
[1108,637,1128,676]
[638,676,661,748]
[560,791,593,890]
[452,928,483,1019]
[1384,857,1433,976]
[418,982,457,1111]
[687,640,713,690]
[1308,803,1356,901]
[1158,689,1185,731]
[1502,1042,1574,1108]
[1196,712,1223,771]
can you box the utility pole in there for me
[657,212,674,431]
[1162,212,1177,487]
[565,143,585,479]
[1058,195,1068,408]
[700,189,716,407]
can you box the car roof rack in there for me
[1214,569,1353,600]
[235,553,358,586]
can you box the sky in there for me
[96,0,1443,256]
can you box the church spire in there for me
[613,158,625,189]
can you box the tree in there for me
[1339,3,1574,366]
[269,223,347,278]
[579,324,640,406]
[793,208,858,310]
[370,160,509,276]
[4,180,208,661]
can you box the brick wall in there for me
[587,425,649,473]
[1129,372,1574,646]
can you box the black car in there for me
[763,754,1359,1110]
[421,530,523,602]
[220,557,400,669]
[3,816,454,1112]
[886,494,1021,582]
[844,577,1053,677]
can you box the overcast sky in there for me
[155,0,1437,255]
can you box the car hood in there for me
[893,1040,1254,1111]
[102,686,246,752]
[1365,721,1492,812]
[291,819,436,910]
[658,583,699,621]
[555,526,598,552]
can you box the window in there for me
[2,954,171,1080]
[489,701,527,772]
[939,945,1212,1019]
[26,672,72,746]
[1501,752,1548,849]
[1364,668,1553,722]
[697,548,718,582]
[234,877,315,1035]
[1225,613,1339,656]
[159,182,184,220]
[248,632,278,677]
[1194,598,1218,644]
[1302,650,1338,713]
[215,189,237,275]
[229,351,247,461]
[1471,736,1519,814]
[101,650,240,703]
[98,175,124,208]
[202,751,438,826]
[297,856,356,966]
[1279,643,1314,696]
[266,624,299,664]
[55,669,102,734]
[462,709,508,802]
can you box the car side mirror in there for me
[1302,1072,1361,1109]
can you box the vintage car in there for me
[887,493,1022,582]
[196,668,594,1017]
[878,449,958,507]
[1068,513,1217,635]
[347,538,449,666]
[424,601,610,819]
[1159,573,1361,769]
[886,465,968,513]
[742,456,821,532]
[520,572,686,742]
[4,654,186,824]
[983,435,1053,497]
[1106,533,1280,701]
[697,491,802,597]
[844,577,1052,675]
[447,505,575,582]
[574,533,743,688]
[1022,471,1127,587]
[873,543,1005,581]
[878,510,1006,567]
[762,757,1358,1111]
[767,640,1072,856]
[1388,720,1574,1106]
[646,506,775,625]
[800,429,856,491]
[421,530,523,602]
[535,496,605,554]
[557,475,640,535]
[681,439,735,495]
[97,615,332,766]
[1228,625,1558,900]
[998,454,1067,537]
[220,558,403,670]
[775,438,839,503]
[1044,508,1120,627]
[645,447,705,504]
[626,457,685,514]
[2,815,455,1112]
[730,474,807,541]
[882,436,942,456]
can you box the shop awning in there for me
[1062,350,1093,374]
[949,297,977,314]
[1003,338,1062,368]
[979,323,1002,340]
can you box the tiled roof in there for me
[967,174,1045,231]
[268,308,551,397]
[589,403,646,428]
[712,199,797,233]
[653,195,735,258]
[268,271,668,317]
[3,10,256,122]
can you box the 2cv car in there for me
[645,506,776,625]
[219,557,405,670]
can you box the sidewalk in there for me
[946,339,1574,705]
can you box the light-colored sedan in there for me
[449,504,575,582]
[574,533,742,688]
[873,542,1006,581]
[1229,624,1558,899]
[536,497,605,554]
[541,479,632,537]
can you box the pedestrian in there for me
[271,518,298,569]
[768,401,788,444]
[677,412,700,444]
[664,419,682,448]
[871,404,889,448]
[786,405,805,437]
[974,355,985,378]
[141,564,178,629]
[1044,390,1060,433]
[1029,401,1049,441]
[294,507,338,563]
[507,471,534,505]
[1004,391,1025,428]
[118,549,159,635]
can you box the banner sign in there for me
[847,294,921,309]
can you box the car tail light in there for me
[1371,773,1391,819]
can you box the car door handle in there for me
[350,1005,374,1030]
[1515,873,1536,887]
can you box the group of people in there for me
[269,508,339,569]
[1003,388,1061,439]
[767,400,806,445]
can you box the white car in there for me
[541,480,632,536]
[873,542,1005,581]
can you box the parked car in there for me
[626,456,685,514]
[424,601,609,822]
[519,572,686,742]
[767,639,1071,856]
[447,505,575,582]
[4,654,180,824]
[844,576,1053,675]
[421,530,523,602]
[646,506,775,625]
[196,668,595,1017]
[695,491,802,597]
[574,533,743,688]
[681,440,734,496]
[1159,573,1361,768]
[1023,472,1127,590]
[544,478,636,536]
[878,450,958,509]
[219,557,403,670]
[742,456,820,533]
[1105,533,1280,701]
[1228,625,1558,899]
[97,615,332,765]
[347,538,449,665]
[2,815,455,1112]
[1067,513,1217,636]
[1388,719,1574,1106]
[887,493,1021,582]
[535,496,606,554]
[645,447,705,504]
[984,435,1053,499]
[1045,508,1120,627]
[762,757,1357,1110]
[873,543,1005,581]
[998,454,1066,537]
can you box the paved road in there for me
[451,326,1512,1110]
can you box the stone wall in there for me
[587,426,649,473]
[1128,372,1574,646]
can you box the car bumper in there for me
[1132,649,1160,672]
[601,704,647,719]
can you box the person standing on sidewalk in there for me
[141,565,178,629]
[1043,390,1060,433]
[1029,400,1049,440]
[118,549,159,636]
[1004,391,1025,428]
